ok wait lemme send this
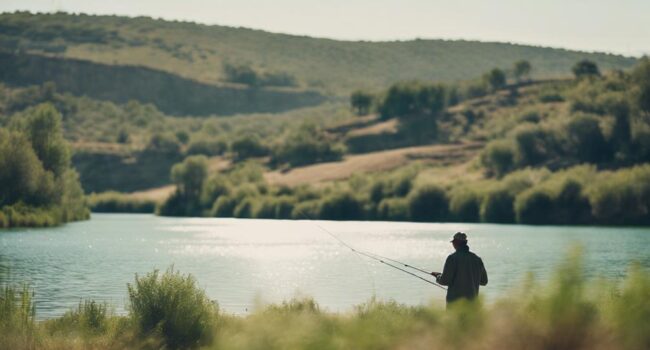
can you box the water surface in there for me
[0,214,648,319]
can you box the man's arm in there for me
[436,256,455,286]
[479,258,488,286]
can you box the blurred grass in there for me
[0,250,648,350]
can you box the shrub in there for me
[566,115,611,163]
[318,192,364,220]
[513,124,557,166]
[515,188,554,225]
[449,189,482,223]
[376,198,409,221]
[407,185,449,222]
[231,135,268,161]
[211,195,237,217]
[233,198,255,218]
[127,268,217,349]
[88,192,156,213]
[186,138,227,156]
[481,140,516,178]
[480,188,515,223]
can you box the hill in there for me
[0,12,636,96]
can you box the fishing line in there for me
[298,209,446,290]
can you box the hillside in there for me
[0,12,636,95]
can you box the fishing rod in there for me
[357,249,438,277]
[306,218,446,290]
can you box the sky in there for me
[2,0,649,57]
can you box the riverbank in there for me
[1,252,648,350]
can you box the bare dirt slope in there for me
[265,142,483,186]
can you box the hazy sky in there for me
[2,0,649,56]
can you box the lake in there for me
[1,214,648,319]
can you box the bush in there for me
[407,185,449,222]
[186,138,227,156]
[566,115,611,163]
[481,140,516,178]
[515,188,554,225]
[88,192,156,213]
[272,124,345,167]
[127,268,217,349]
[513,124,557,166]
[376,198,409,221]
[231,135,268,161]
[449,189,482,222]
[211,195,237,217]
[480,188,515,223]
[318,192,364,220]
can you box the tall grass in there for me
[0,253,648,349]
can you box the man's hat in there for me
[450,232,468,242]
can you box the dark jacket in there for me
[436,245,488,303]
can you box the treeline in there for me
[0,103,88,227]
[2,253,649,349]
[481,58,650,177]
[350,59,536,119]
[155,156,650,225]
[222,63,297,87]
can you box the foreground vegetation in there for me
[0,103,88,227]
[1,251,648,349]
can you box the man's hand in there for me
[431,272,441,278]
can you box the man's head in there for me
[451,232,468,249]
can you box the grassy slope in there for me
[0,12,636,94]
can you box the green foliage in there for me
[513,60,532,82]
[146,132,181,155]
[88,192,157,213]
[223,63,297,87]
[480,188,515,223]
[407,185,449,222]
[350,90,374,116]
[4,254,649,349]
[378,82,446,119]
[318,192,364,220]
[573,59,601,79]
[186,137,227,157]
[481,140,516,178]
[127,267,217,349]
[0,103,88,227]
[22,103,70,176]
[272,124,344,167]
[566,115,611,163]
[449,188,482,223]
[171,156,208,200]
[376,198,409,221]
[483,68,507,91]
[632,57,650,113]
[231,135,269,161]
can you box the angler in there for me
[431,232,488,305]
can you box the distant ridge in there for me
[0,12,637,95]
[0,51,327,116]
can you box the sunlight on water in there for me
[0,214,648,319]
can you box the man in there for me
[431,232,488,305]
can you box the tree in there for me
[632,57,650,113]
[350,90,373,115]
[230,135,268,161]
[513,60,532,82]
[171,155,208,201]
[378,82,446,119]
[567,115,611,163]
[572,60,601,79]
[483,68,507,91]
[23,103,70,177]
[407,185,449,222]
